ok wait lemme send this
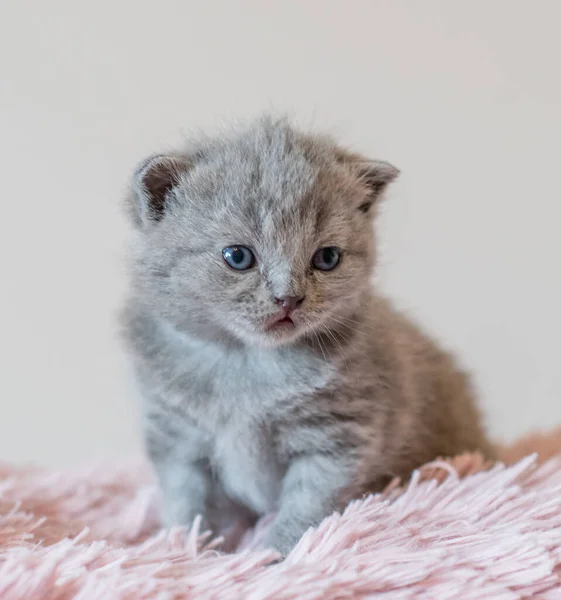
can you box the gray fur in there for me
[121,117,493,555]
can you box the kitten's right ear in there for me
[127,154,190,227]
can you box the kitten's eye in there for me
[312,247,341,271]
[222,246,255,271]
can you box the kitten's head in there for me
[126,118,398,347]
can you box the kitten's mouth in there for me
[264,312,296,333]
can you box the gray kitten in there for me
[121,117,493,555]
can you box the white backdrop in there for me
[1,0,560,466]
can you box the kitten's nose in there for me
[274,295,305,311]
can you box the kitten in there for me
[121,117,493,555]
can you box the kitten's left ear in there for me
[337,150,400,213]
[355,159,400,213]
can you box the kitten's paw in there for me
[161,505,209,535]
[264,526,302,557]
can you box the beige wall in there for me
[1,0,560,466]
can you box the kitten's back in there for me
[367,295,495,474]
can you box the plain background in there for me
[1,1,559,467]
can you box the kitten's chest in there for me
[162,338,334,514]
[167,336,333,421]
[211,416,283,514]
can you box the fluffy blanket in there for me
[1,429,561,599]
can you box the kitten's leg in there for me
[155,449,255,547]
[156,457,212,530]
[265,453,353,555]
[144,418,212,532]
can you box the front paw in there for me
[161,502,209,534]
[264,523,306,556]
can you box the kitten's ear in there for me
[128,154,191,227]
[337,150,400,213]
[355,159,400,213]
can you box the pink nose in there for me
[274,295,305,311]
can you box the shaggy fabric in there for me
[1,430,561,599]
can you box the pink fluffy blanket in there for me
[2,431,561,599]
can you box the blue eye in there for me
[222,246,255,271]
[312,247,341,271]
